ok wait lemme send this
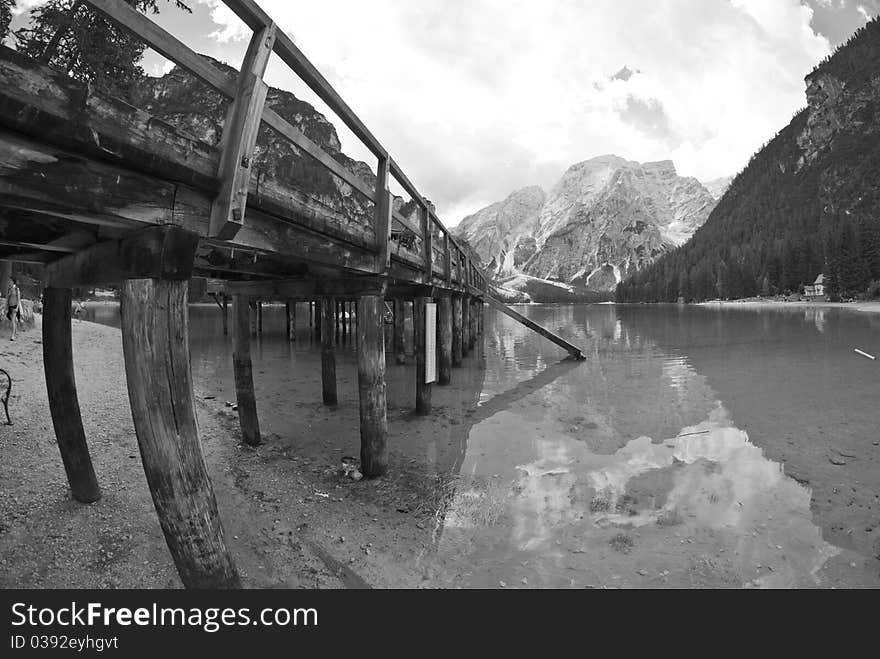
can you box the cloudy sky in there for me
[8,0,880,224]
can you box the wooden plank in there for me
[0,46,219,190]
[473,287,586,360]
[232,294,262,445]
[356,294,388,477]
[0,130,178,230]
[42,287,102,504]
[120,278,240,588]
[43,226,199,288]
[261,109,375,200]
[0,56,377,250]
[389,158,421,204]
[211,23,276,239]
[390,209,422,238]
[321,296,337,406]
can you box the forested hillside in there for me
[617,17,880,303]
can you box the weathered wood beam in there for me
[43,226,198,288]
[210,23,276,239]
[120,277,240,588]
[0,46,219,191]
[0,130,377,272]
[356,294,388,478]
[42,287,101,504]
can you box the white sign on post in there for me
[425,302,437,384]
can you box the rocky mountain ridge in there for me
[454,156,719,296]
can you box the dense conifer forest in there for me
[617,17,880,303]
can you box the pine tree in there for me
[15,0,191,99]
[1,0,13,40]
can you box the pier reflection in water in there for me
[429,303,879,588]
[82,302,880,588]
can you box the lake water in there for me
[82,301,880,588]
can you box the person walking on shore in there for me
[6,277,20,341]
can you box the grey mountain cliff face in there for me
[454,155,720,292]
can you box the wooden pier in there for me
[0,0,584,588]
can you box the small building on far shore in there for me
[804,274,826,300]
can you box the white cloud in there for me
[194,0,833,224]
[21,0,838,225]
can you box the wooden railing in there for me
[80,0,486,292]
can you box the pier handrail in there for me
[79,0,486,291]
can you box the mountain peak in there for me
[453,154,720,293]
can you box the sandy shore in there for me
[0,315,478,589]
[696,299,880,314]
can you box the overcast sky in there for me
[9,0,880,224]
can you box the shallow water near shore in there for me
[81,302,880,588]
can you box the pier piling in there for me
[321,296,337,406]
[42,287,101,504]
[356,294,388,478]
[121,276,239,589]
[232,294,261,446]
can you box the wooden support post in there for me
[421,204,433,283]
[414,296,432,415]
[342,301,348,343]
[461,295,470,357]
[444,232,452,286]
[313,300,321,342]
[121,277,240,589]
[42,287,101,504]
[232,294,261,446]
[286,300,296,341]
[210,22,276,239]
[335,300,341,343]
[452,295,463,367]
[222,296,228,336]
[356,294,387,478]
[469,299,477,350]
[257,300,263,334]
[438,295,452,385]
[321,296,337,406]
[393,298,406,364]
[249,300,257,336]
[375,157,393,273]
[476,300,486,369]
